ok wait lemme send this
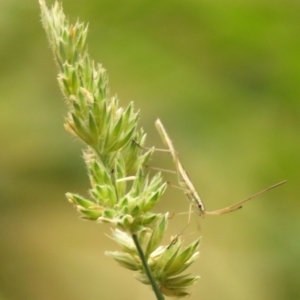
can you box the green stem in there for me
[132,234,165,300]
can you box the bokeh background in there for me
[1,0,299,299]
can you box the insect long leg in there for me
[205,180,287,215]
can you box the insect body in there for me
[155,118,287,217]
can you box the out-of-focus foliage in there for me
[0,0,299,299]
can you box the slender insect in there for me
[155,118,287,217]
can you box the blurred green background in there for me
[1,0,299,299]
